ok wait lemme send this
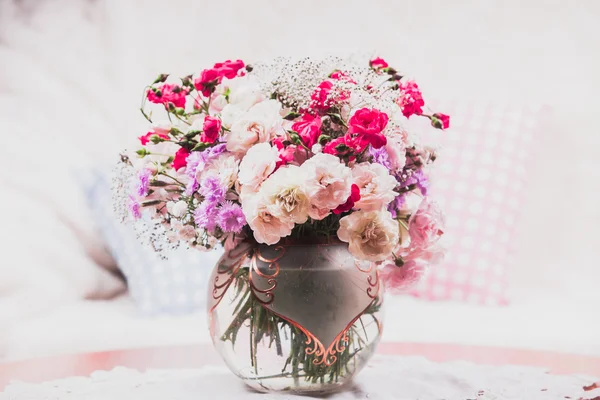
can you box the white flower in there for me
[238,142,280,191]
[302,153,352,210]
[337,209,399,261]
[151,120,172,135]
[226,100,284,157]
[260,165,310,224]
[242,194,294,245]
[220,103,245,129]
[167,200,188,218]
[311,143,323,154]
[226,75,265,110]
[351,162,397,211]
[200,153,240,190]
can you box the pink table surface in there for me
[1,342,599,390]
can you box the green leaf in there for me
[283,112,301,121]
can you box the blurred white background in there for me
[0,0,599,361]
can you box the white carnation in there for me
[337,209,399,261]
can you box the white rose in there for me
[337,209,399,261]
[166,200,188,218]
[243,194,294,245]
[352,162,397,211]
[226,100,284,157]
[302,153,352,210]
[238,142,280,191]
[260,165,310,224]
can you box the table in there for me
[2,343,600,391]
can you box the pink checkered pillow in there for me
[408,101,549,305]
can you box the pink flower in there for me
[379,259,425,293]
[139,131,170,145]
[201,116,222,143]
[311,81,334,111]
[330,70,356,84]
[431,113,450,130]
[213,59,245,79]
[291,113,322,148]
[369,57,389,72]
[337,209,399,261]
[397,81,424,118]
[147,84,188,108]
[272,137,297,169]
[194,68,221,97]
[323,134,366,159]
[333,184,361,215]
[172,147,190,171]
[348,108,389,149]
[408,198,445,248]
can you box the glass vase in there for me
[207,239,384,394]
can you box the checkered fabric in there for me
[408,101,549,305]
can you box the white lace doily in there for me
[1,355,598,400]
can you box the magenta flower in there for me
[217,201,246,233]
[397,81,424,118]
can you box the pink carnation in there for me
[291,113,322,148]
[431,113,450,130]
[408,198,445,248]
[147,84,188,108]
[397,81,424,118]
[139,131,170,145]
[201,116,222,143]
[380,259,425,293]
[194,68,221,97]
[172,147,190,171]
[348,108,389,149]
[213,59,245,79]
[369,57,389,72]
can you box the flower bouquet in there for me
[114,55,448,393]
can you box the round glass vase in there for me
[207,238,384,394]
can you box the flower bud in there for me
[430,113,450,130]
[136,148,148,157]
[153,74,169,84]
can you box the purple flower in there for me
[369,146,392,170]
[128,195,142,219]
[136,169,152,196]
[199,175,227,204]
[388,195,406,218]
[396,168,429,196]
[184,144,228,196]
[217,201,246,233]
[194,201,219,232]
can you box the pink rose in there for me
[146,83,188,108]
[369,57,389,72]
[213,59,245,79]
[194,68,221,97]
[172,147,190,171]
[408,198,445,248]
[201,116,222,143]
[291,113,322,148]
[139,131,170,145]
[431,113,450,130]
[379,259,425,293]
[348,108,389,149]
[397,81,424,118]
